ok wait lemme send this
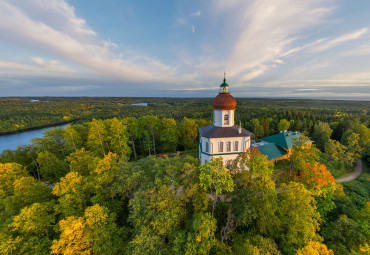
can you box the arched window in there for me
[224,114,229,125]
[219,142,224,152]
[227,141,231,152]
[205,142,209,152]
[234,141,239,151]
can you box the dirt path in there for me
[335,159,363,183]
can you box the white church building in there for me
[198,78,253,165]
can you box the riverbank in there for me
[0,119,79,137]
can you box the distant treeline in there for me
[0,97,368,135]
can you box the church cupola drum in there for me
[212,78,237,127]
[198,77,253,165]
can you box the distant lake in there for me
[131,103,148,106]
[0,124,68,154]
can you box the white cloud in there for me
[190,10,201,17]
[196,0,335,83]
[176,18,186,25]
[191,25,196,33]
[32,57,44,66]
[0,0,192,84]
[312,28,367,52]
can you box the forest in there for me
[0,97,369,254]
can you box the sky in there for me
[0,0,369,100]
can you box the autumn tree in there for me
[298,162,336,217]
[52,171,92,217]
[296,241,334,255]
[0,202,55,255]
[51,204,125,255]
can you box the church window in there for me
[205,142,209,152]
[219,142,224,152]
[224,114,229,125]
[234,141,239,151]
[227,141,231,152]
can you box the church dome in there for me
[212,78,236,110]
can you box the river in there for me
[0,124,68,154]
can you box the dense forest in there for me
[0,98,369,254]
[0,97,368,135]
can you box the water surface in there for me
[0,124,68,154]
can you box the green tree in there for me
[261,116,270,137]
[124,117,139,160]
[32,128,66,157]
[322,215,367,254]
[277,182,321,252]
[277,119,290,132]
[179,117,198,149]
[129,185,185,254]
[63,125,82,153]
[312,121,333,151]
[231,148,278,236]
[87,119,108,157]
[342,132,363,161]
[107,118,131,157]
[3,177,51,218]
[52,172,91,217]
[325,139,348,162]
[173,213,217,255]
[65,148,99,176]
[36,151,68,182]
[199,158,234,217]
[250,118,264,139]
[289,135,320,173]
[159,118,179,152]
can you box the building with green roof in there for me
[254,131,311,162]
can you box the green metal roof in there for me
[261,131,302,150]
[257,143,287,161]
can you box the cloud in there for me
[190,10,201,17]
[0,0,191,85]
[196,0,335,82]
[176,18,186,25]
[0,59,77,76]
[312,28,367,52]
[191,25,196,33]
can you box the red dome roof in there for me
[212,93,237,110]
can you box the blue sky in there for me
[0,0,369,99]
